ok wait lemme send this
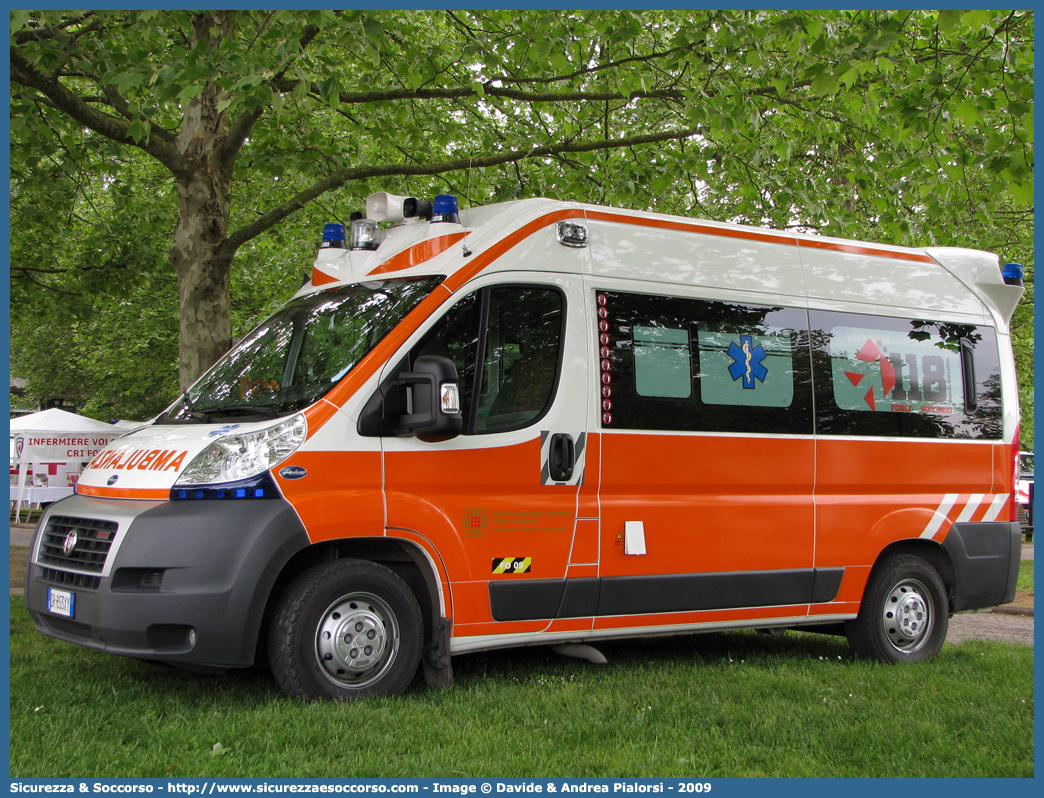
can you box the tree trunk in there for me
[171,183,232,390]
[170,13,236,390]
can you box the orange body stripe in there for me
[796,236,936,263]
[367,232,467,276]
[312,232,469,285]
[311,268,339,287]
[547,617,595,634]
[302,400,339,442]
[591,604,811,632]
[442,209,581,293]
[585,209,796,247]
[586,209,935,264]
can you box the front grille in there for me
[38,515,119,574]
[42,616,92,638]
[39,567,101,591]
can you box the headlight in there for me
[175,414,307,486]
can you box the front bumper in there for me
[24,493,310,667]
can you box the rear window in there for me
[810,311,1002,439]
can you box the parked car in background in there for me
[1018,451,1034,539]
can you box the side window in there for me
[477,288,563,433]
[411,292,480,419]
[598,290,812,434]
[410,286,564,435]
[828,326,963,412]
[810,311,1002,439]
[696,326,796,409]
[633,325,691,398]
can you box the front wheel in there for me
[269,559,423,701]
[846,553,948,663]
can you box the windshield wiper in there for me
[158,390,207,423]
[192,405,283,419]
[182,390,210,421]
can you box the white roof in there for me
[9,407,119,434]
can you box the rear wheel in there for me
[269,559,423,701]
[846,553,948,663]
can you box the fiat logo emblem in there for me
[62,530,79,556]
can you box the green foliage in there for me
[9,10,1033,422]
[9,598,1034,777]
[10,287,180,422]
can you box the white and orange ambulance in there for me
[25,192,1025,700]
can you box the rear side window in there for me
[598,290,813,434]
[696,327,797,409]
[633,325,691,398]
[810,311,1002,439]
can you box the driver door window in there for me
[412,286,564,434]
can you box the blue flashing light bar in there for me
[1002,262,1024,286]
[320,223,347,249]
[431,194,460,224]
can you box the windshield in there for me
[162,277,442,423]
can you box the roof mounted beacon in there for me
[308,192,464,287]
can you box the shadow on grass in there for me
[442,627,854,690]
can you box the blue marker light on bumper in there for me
[171,472,281,501]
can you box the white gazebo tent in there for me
[10,408,123,521]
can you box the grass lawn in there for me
[9,597,1033,779]
[1017,557,1034,592]
[1011,557,1034,609]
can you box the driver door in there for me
[382,275,590,639]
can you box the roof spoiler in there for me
[926,247,1024,327]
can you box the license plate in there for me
[46,588,75,618]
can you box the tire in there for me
[845,553,948,664]
[268,559,423,701]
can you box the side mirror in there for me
[399,355,463,442]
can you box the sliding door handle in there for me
[548,433,574,482]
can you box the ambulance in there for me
[25,192,1025,701]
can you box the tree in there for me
[10,10,1033,412]
[10,287,180,421]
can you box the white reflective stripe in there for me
[955,494,985,523]
[983,493,1009,522]
[920,494,958,539]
